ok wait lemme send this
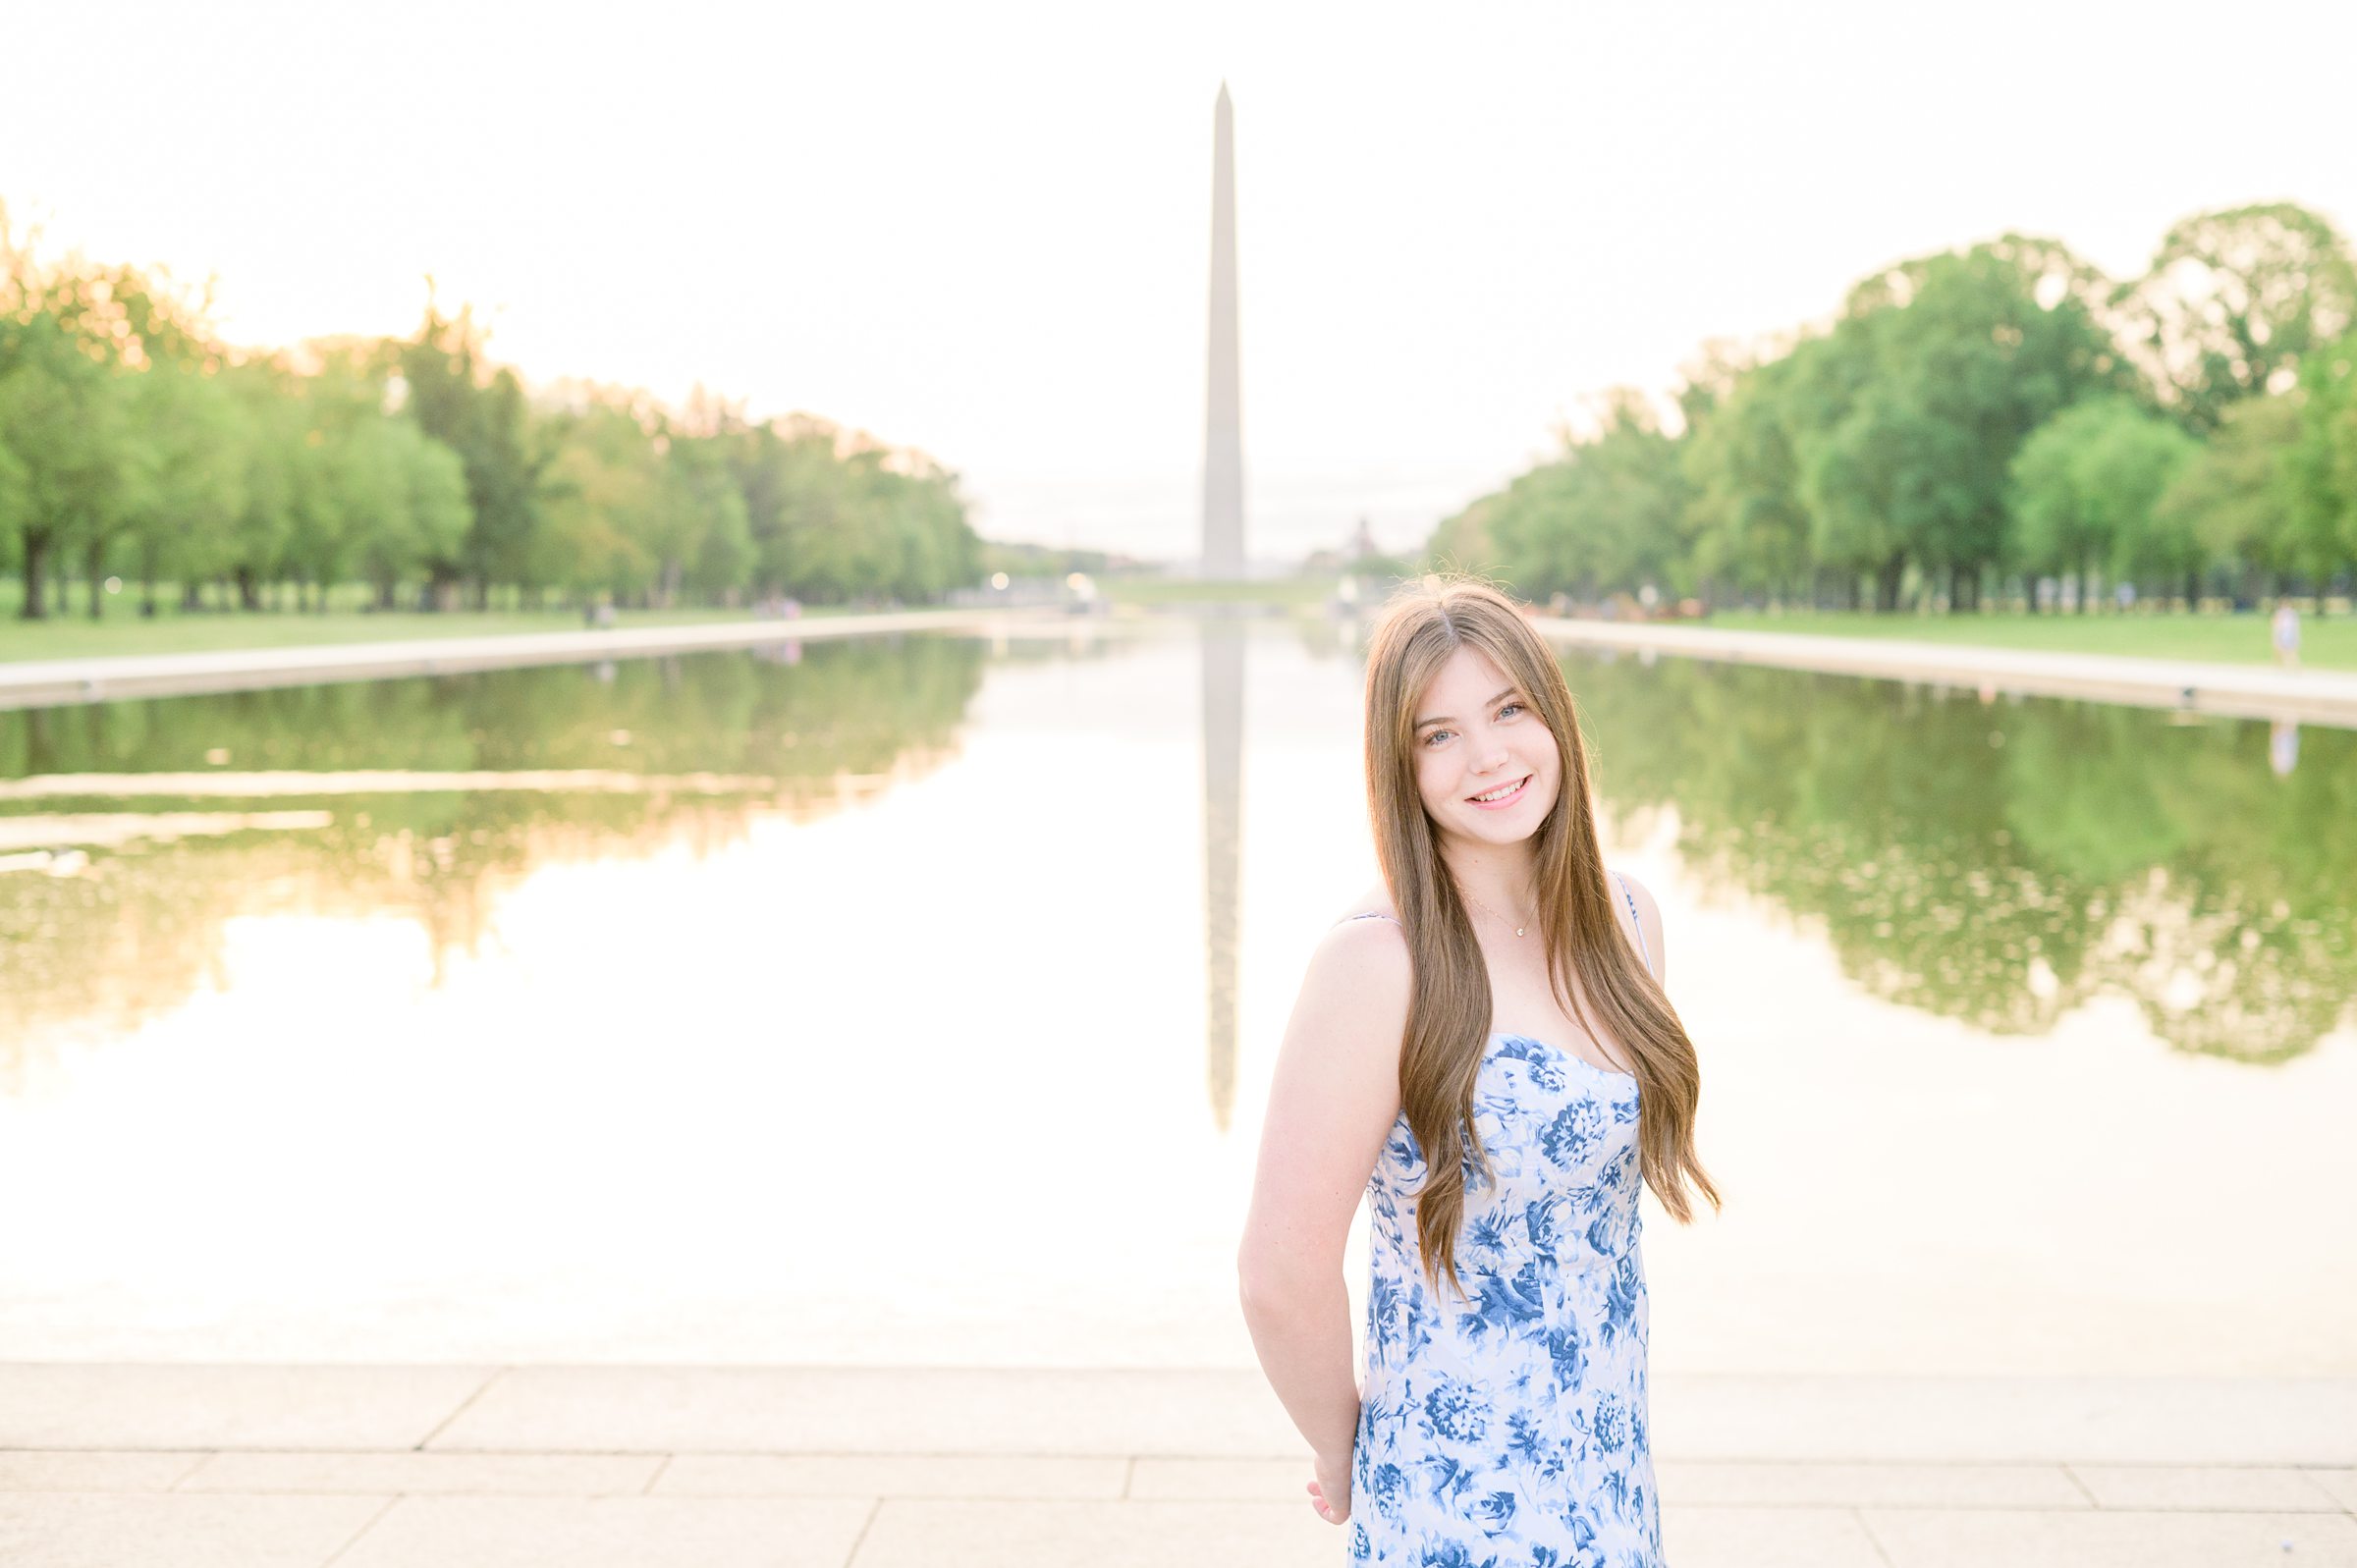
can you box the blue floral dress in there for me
[1340,879,1662,1567]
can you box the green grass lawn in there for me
[8,573,2348,674]
[0,570,1332,663]
[1700,609,2357,672]
[0,580,868,665]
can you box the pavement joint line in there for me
[0,1485,2310,1511]
[410,1366,505,1451]
[1121,1455,1137,1499]
[2293,1469,2355,1513]
[1853,1504,1900,1568]
[842,1495,885,1568]
[5,1448,2348,1466]
[638,1451,674,1495]
[1668,1500,2090,1513]
[2056,1460,2096,1507]
[313,1492,400,1568]
[162,1451,212,1491]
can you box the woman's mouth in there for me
[1465,774,1530,810]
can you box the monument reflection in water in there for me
[1199,614,1244,1131]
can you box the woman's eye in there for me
[1422,729,1452,748]
[1499,702,1524,719]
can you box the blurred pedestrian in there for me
[2272,601,2301,669]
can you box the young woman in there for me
[1237,576,1718,1566]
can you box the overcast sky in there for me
[5,0,2354,563]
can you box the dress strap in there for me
[1613,871,1654,977]
[1339,910,1401,926]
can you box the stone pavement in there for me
[1530,616,2357,729]
[2,1365,2352,1566]
[0,608,1048,712]
[11,605,2357,732]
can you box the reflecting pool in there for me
[0,619,2349,1374]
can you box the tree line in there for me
[1428,203,2357,612]
[0,217,980,620]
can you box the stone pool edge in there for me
[1531,617,2357,730]
[7,606,2357,730]
[0,608,1071,712]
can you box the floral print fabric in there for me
[1348,1030,1661,1566]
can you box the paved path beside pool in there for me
[8,603,2357,730]
[0,608,1081,712]
[1531,616,2357,729]
[3,1364,2352,1566]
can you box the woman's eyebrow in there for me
[1414,685,1518,729]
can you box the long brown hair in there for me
[1363,575,1719,1298]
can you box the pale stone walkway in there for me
[0,608,1050,712]
[1531,616,2357,729]
[3,1365,2352,1566]
[10,605,2356,730]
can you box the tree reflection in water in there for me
[0,635,987,1068]
[1563,652,2354,1065]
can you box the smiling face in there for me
[1409,644,1562,853]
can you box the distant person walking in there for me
[1237,575,1717,1565]
[2273,601,2302,669]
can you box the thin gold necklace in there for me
[1461,887,1534,939]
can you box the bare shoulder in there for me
[1609,868,1668,984]
[1305,901,1412,1018]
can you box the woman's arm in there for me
[1235,916,1411,1521]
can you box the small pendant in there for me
[1515,925,1526,938]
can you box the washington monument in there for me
[1201,83,1244,577]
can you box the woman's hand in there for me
[1306,1445,1353,1525]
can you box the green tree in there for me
[0,228,221,618]
[1681,349,1812,601]
[536,394,661,603]
[1803,241,2135,609]
[2153,395,2302,597]
[2115,203,2357,432]
[2010,397,2199,606]
[393,419,471,605]
[118,358,245,616]
[397,301,544,607]
[1465,392,1693,603]
[218,360,303,610]
[767,419,864,599]
[2283,330,2357,583]
[0,312,126,620]
[661,429,751,604]
[1799,383,1938,610]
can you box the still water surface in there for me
[1,620,2350,1373]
